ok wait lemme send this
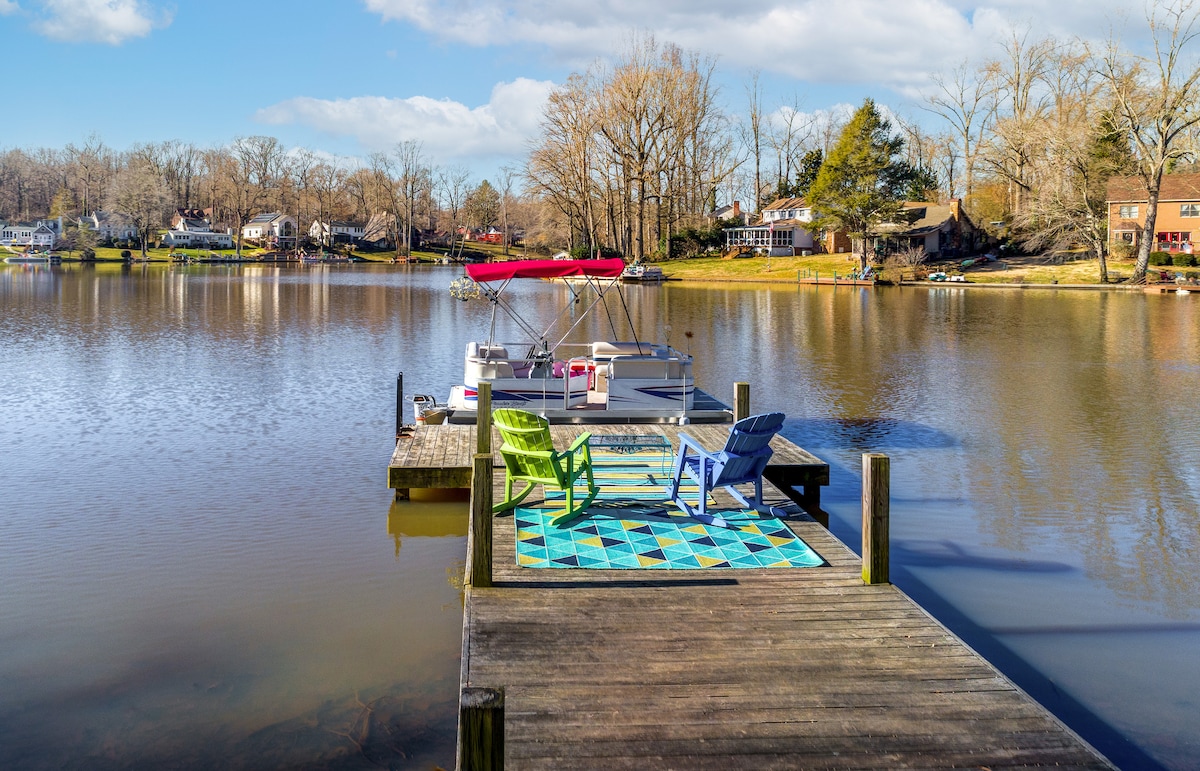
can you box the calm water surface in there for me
[1,264,1198,770]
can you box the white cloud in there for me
[33,0,170,44]
[362,0,1155,89]
[254,78,557,163]
[0,1,19,16]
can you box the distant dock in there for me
[388,407,1112,769]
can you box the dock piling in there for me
[477,382,492,455]
[395,372,404,443]
[734,382,750,422]
[861,452,890,584]
[458,686,504,771]
[468,453,494,588]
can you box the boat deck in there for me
[445,386,732,425]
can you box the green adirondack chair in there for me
[492,408,598,525]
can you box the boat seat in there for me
[607,355,683,379]
[591,341,662,360]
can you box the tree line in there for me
[4,1,1200,279]
[0,136,527,259]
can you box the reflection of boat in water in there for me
[621,263,664,282]
[444,258,729,424]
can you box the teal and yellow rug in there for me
[513,449,825,570]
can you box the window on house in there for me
[1182,204,1200,217]
[1119,205,1139,219]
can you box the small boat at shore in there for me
[443,258,729,424]
[621,263,664,282]
[4,254,51,264]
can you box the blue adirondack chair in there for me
[668,412,786,527]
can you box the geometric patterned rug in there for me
[512,449,826,569]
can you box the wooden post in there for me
[861,453,890,585]
[458,686,504,771]
[477,382,492,455]
[467,453,493,588]
[395,371,404,442]
[734,382,750,422]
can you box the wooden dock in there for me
[796,276,877,287]
[389,422,1112,769]
[389,423,830,515]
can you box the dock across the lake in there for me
[389,423,1112,769]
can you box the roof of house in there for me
[248,212,292,224]
[878,202,959,236]
[762,197,808,211]
[1107,174,1200,202]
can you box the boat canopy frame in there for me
[462,259,653,357]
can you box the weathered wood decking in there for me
[391,424,1112,769]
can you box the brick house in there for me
[1107,174,1200,253]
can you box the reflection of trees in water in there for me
[939,294,1200,613]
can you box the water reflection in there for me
[2,265,1199,769]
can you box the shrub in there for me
[1172,252,1196,267]
[1149,251,1172,265]
[120,249,132,260]
[1108,241,1133,260]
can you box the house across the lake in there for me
[309,219,366,246]
[241,212,297,248]
[724,197,823,256]
[1107,173,1200,253]
[1,217,62,248]
[874,200,976,259]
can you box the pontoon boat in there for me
[444,258,729,424]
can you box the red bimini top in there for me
[465,258,626,282]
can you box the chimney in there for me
[732,201,740,216]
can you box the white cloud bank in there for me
[255,78,556,162]
[362,0,1149,89]
[0,1,19,16]
[33,0,170,44]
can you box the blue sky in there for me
[0,0,1162,182]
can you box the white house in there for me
[162,230,234,248]
[309,219,366,245]
[241,212,297,246]
[1,217,62,248]
[723,197,816,256]
[171,208,212,230]
[78,211,138,242]
[710,201,749,226]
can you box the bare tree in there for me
[923,60,994,201]
[394,140,429,257]
[215,136,286,256]
[106,158,170,258]
[741,70,766,211]
[983,29,1056,216]
[497,165,518,255]
[1098,0,1200,280]
[438,165,472,259]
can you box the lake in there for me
[1,263,1197,770]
